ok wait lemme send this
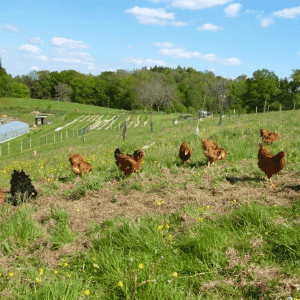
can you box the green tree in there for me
[245,69,279,113]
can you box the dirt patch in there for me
[3,169,299,268]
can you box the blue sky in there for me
[0,0,299,80]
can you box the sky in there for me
[0,0,300,80]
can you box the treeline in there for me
[0,56,300,114]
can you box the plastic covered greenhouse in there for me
[0,121,29,143]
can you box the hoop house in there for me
[0,121,29,143]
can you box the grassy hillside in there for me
[0,99,300,299]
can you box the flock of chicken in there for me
[67,128,285,189]
[178,128,285,188]
[0,128,286,206]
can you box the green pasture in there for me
[0,98,300,299]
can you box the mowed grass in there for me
[1,106,300,299]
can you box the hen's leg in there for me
[269,178,276,188]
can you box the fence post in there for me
[8,143,10,155]
[21,141,22,152]
[54,133,55,143]
[30,139,31,149]
[66,131,68,139]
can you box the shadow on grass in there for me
[282,185,300,191]
[226,176,262,185]
[174,161,207,168]
[58,176,72,183]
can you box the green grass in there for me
[1,99,300,299]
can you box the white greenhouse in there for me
[0,121,29,143]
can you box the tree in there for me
[55,83,72,103]
[12,81,30,98]
[0,56,11,97]
[208,80,231,113]
[245,69,279,113]
[227,76,247,111]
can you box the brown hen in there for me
[202,138,227,167]
[114,148,145,176]
[0,187,5,204]
[260,128,279,145]
[179,141,192,163]
[258,144,286,188]
[68,153,92,177]
[68,153,84,165]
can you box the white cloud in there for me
[126,6,174,25]
[51,48,95,61]
[25,55,48,61]
[297,50,300,55]
[52,58,95,68]
[273,6,300,18]
[218,58,242,65]
[30,66,39,71]
[159,48,219,61]
[123,57,167,66]
[19,44,42,54]
[50,37,90,49]
[170,20,189,27]
[126,45,135,48]
[209,68,216,72]
[125,6,187,27]
[171,0,233,10]
[153,42,178,48]
[88,65,96,70]
[25,37,45,44]
[224,3,242,17]
[260,17,274,27]
[196,23,224,32]
[0,23,20,32]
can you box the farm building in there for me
[0,121,29,143]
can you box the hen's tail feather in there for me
[114,148,122,160]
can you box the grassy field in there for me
[0,98,300,299]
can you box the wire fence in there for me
[0,126,91,158]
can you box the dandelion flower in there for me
[84,290,90,296]
[64,263,68,267]
[36,277,41,283]
[93,264,99,269]
[76,209,80,212]
[158,225,163,230]
[169,235,173,239]
[54,270,58,274]
[118,281,123,287]
[172,272,178,277]
[138,263,144,269]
